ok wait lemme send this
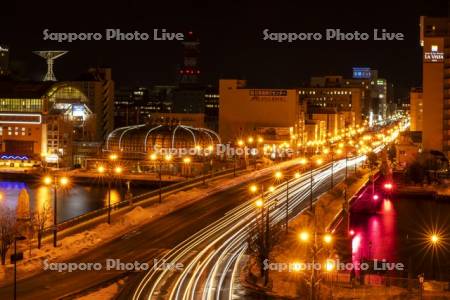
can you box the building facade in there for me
[410,87,423,131]
[219,79,303,144]
[419,16,449,155]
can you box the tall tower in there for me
[178,31,200,85]
[0,45,9,77]
[33,50,68,81]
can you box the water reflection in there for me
[0,180,138,223]
[349,194,450,280]
[351,197,397,268]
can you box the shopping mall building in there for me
[0,68,114,170]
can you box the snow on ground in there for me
[0,159,302,285]
[76,280,123,300]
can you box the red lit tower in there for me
[178,31,200,85]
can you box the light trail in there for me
[131,151,371,300]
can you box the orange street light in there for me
[114,166,123,175]
[255,199,264,208]
[97,165,106,174]
[323,233,333,244]
[249,184,258,193]
[43,175,52,185]
[299,230,310,242]
[59,176,69,186]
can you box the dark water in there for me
[347,188,450,281]
[0,180,152,222]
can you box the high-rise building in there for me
[0,45,9,77]
[419,16,449,155]
[410,87,423,131]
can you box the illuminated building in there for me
[219,79,304,144]
[298,85,361,128]
[68,67,115,142]
[105,124,220,159]
[308,107,346,137]
[419,16,449,155]
[410,87,423,131]
[309,70,389,122]
[0,68,114,169]
[0,45,9,77]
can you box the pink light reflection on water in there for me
[351,198,397,269]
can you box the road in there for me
[0,162,303,300]
[128,155,368,300]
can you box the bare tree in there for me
[247,206,283,287]
[31,202,51,249]
[0,206,16,265]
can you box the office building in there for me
[219,79,304,144]
[419,16,450,155]
[410,87,423,131]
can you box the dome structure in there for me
[105,124,221,158]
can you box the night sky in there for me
[1,0,449,98]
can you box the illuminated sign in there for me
[45,154,59,163]
[352,67,371,79]
[424,45,444,63]
[0,113,42,124]
[249,89,288,102]
[0,154,29,160]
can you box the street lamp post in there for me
[150,153,172,203]
[97,163,122,224]
[254,196,278,287]
[13,235,26,300]
[274,171,300,233]
[298,220,334,300]
[43,175,69,247]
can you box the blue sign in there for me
[352,67,371,79]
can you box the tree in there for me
[387,144,396,163]
[16,188,33,255]
[0,206,16,265]
[405,161,425,184]
[31,201,51,249]
[247,206,283,287]
[367,152,379,170]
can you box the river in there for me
[0,179,153,223]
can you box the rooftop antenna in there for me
[33,50,68,81]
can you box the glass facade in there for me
[0,98,43,112]
[48,86,89,104]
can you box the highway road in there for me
[0,162,304,300]
[128,155,368,300]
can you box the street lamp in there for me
[183,156,191,178]
[150,153,172,203]
[43,174,69,247]
[274,170,301,233]
[97,162,123,224]
[298,228,334,300]
[430,234,440,245]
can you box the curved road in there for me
[129,156,367,300]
